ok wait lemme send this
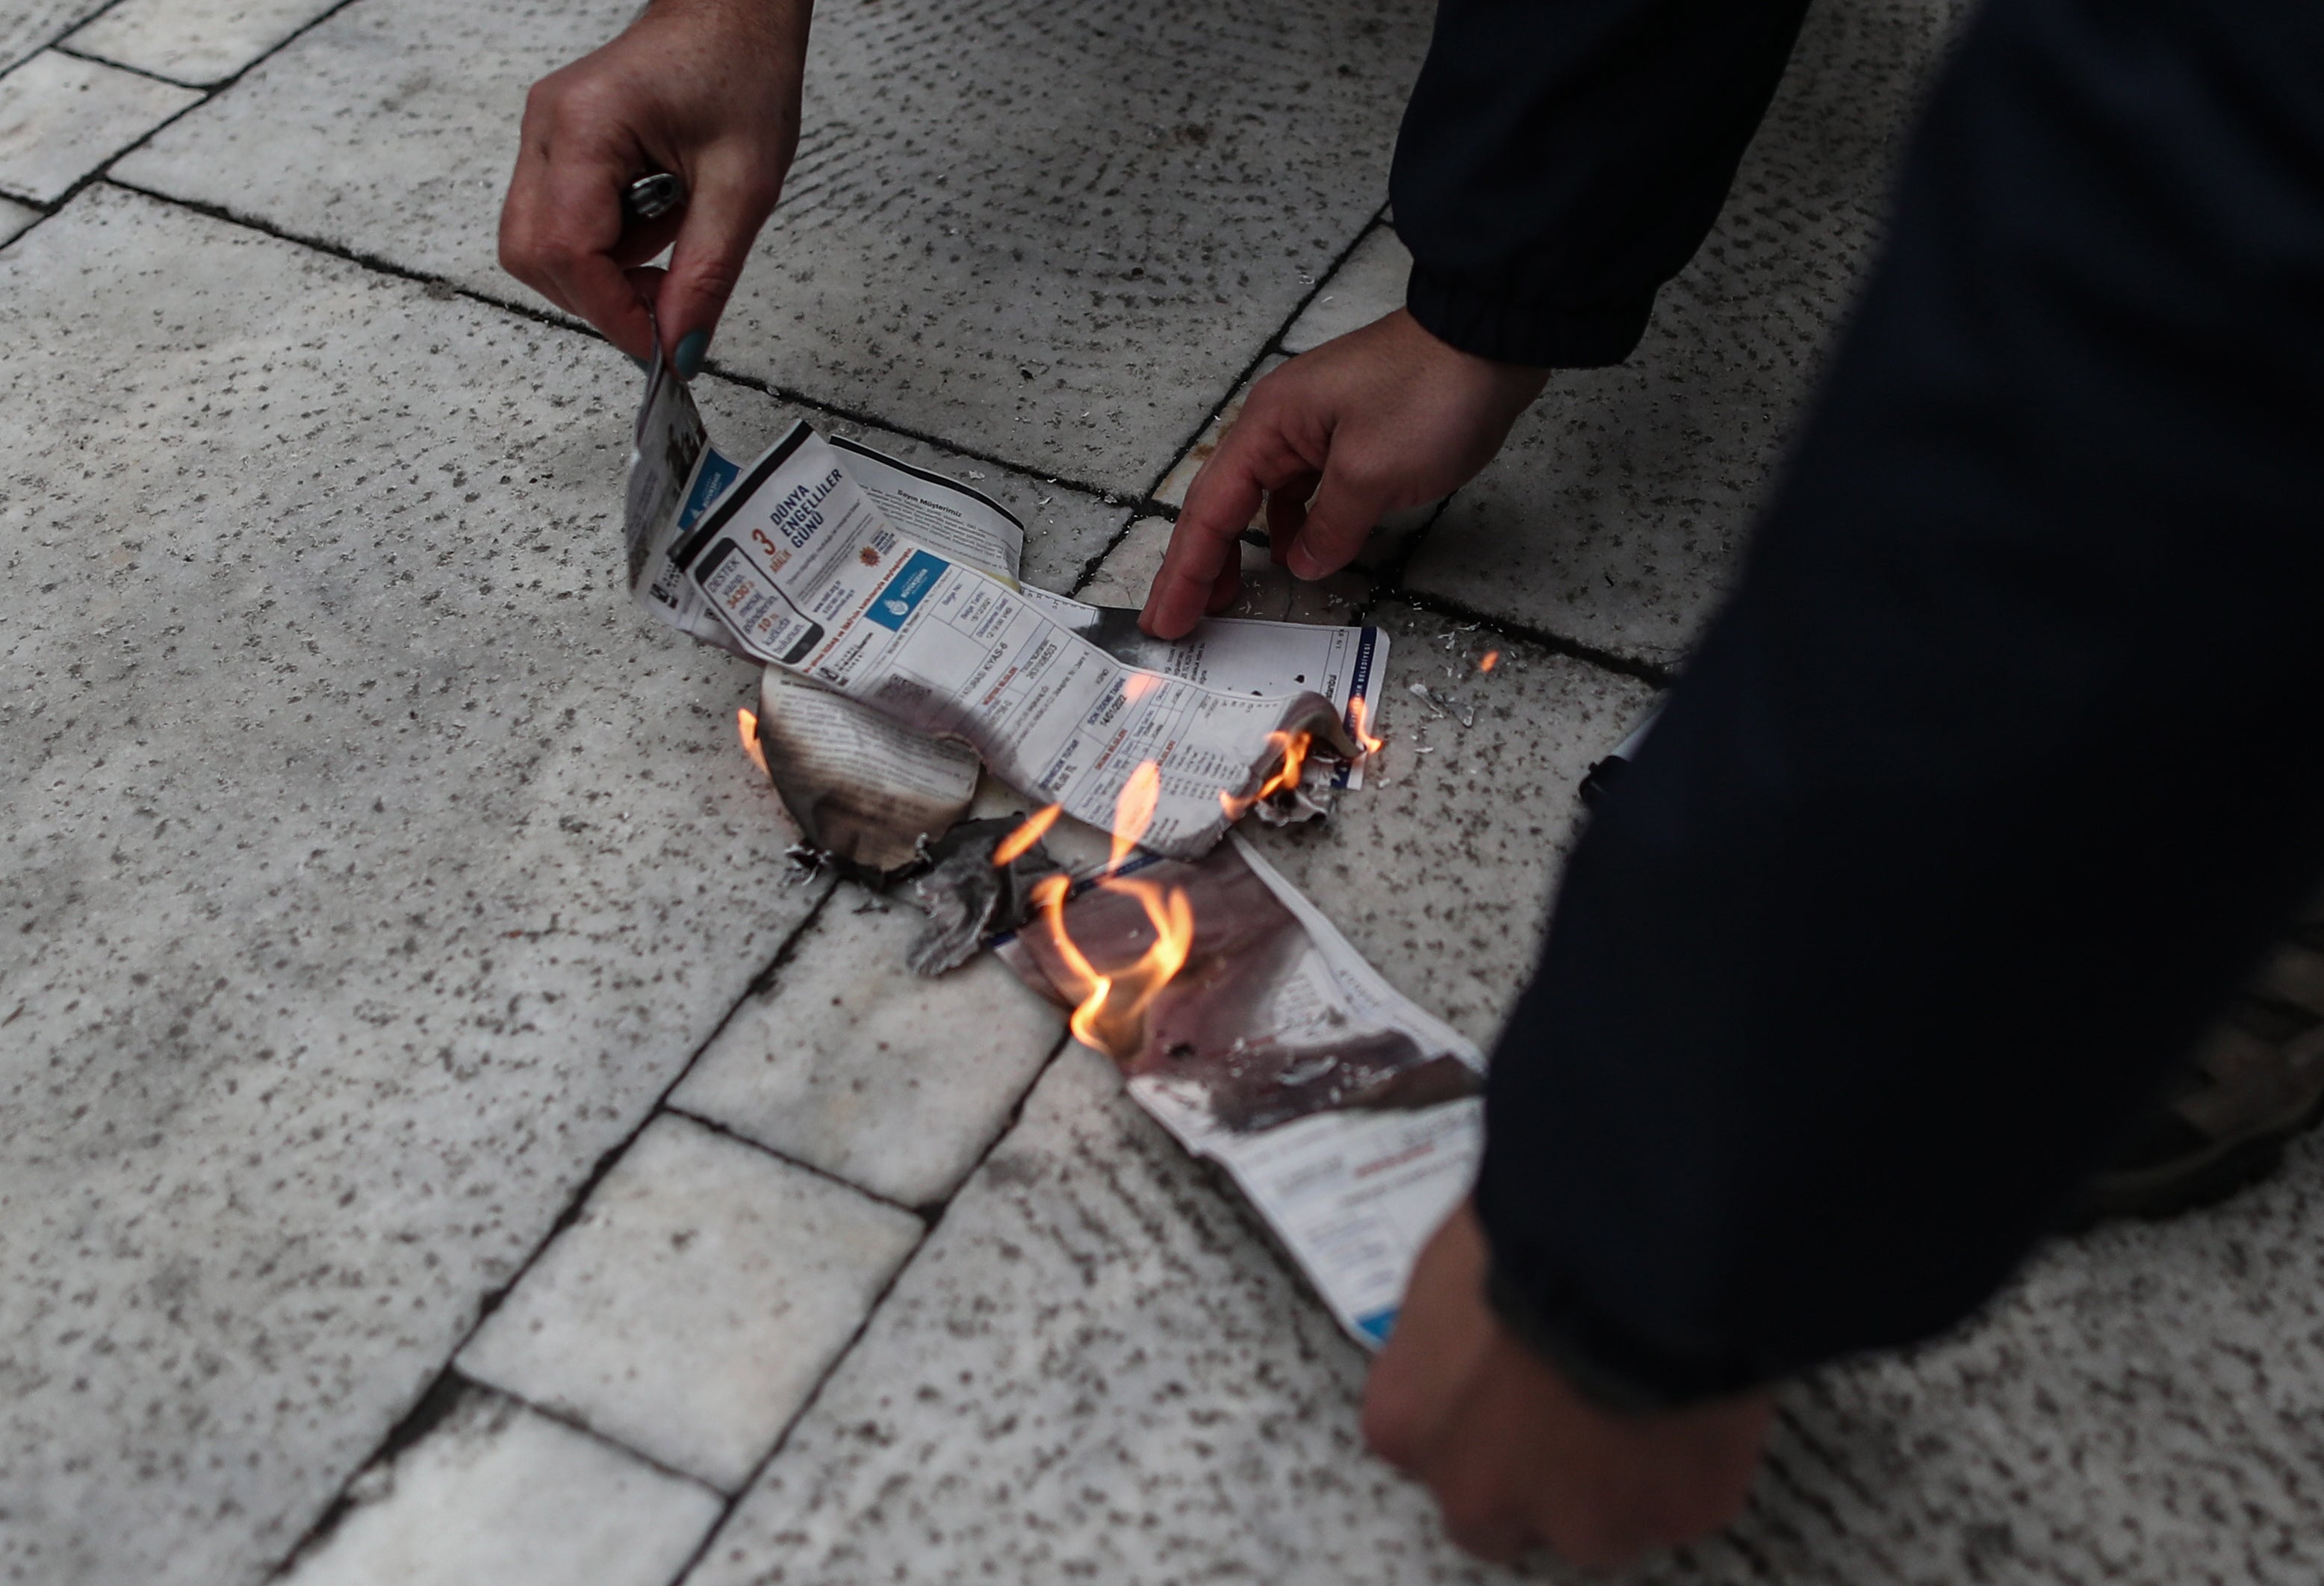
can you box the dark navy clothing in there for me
[1393,0,2324,1405]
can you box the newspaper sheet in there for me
[625,362,1381,857]
[998,836,1483,1346]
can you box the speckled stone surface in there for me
[279,1388,721,1586]
[685,1045,1523,1586]
[0,192,36,242]
[0,187,824,1586]
[671,883,1066,1208]
[116,0,1432,494]
[1281,223,1410,354]
[457,1114,924,1490]
[1402,0,1966,667]
[0,0,109,72]
[1243,605,1654,1051]
[66,0,345,86]
[0,49,199,202]
[686,1054,2324,1586]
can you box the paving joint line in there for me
[694,361,1151,515]
[468,1375,728,1497]
[1063,208,1393,599]
[26,0,379,222]
[1368,585,1676,689]
[89,178,1161,532]
[8,0,143,67]
[656,1030,1081,1586]
[261,875,845,1582]
[47,40,204,89]
[660,1102,927,1220]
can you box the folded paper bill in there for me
[626,359,1381,861]
[998,834,1484,1348]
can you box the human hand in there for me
[500,0,811,373]
[1361,1201,1773,1568]
[1138,310,1547,638]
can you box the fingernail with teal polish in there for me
[674,330,709,381]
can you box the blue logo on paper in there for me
[868,549,949,630]
[1355,1307,1398,1346]
[677,448,742,532]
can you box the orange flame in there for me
[1217,728,1313,821]
[1479,649,1500,674]
[737,708,771,780]
[1029,759,1199,1058]
[1347,694,1385,757]
[1107,759,1161,874]
[992,803,1062,866]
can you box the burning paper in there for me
[624,358,1375,860]
[998,834,1483,1345]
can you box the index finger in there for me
[1139,426,1276,638]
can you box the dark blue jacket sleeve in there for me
[1478,0,2324,1406]
[1391,0,1811,366]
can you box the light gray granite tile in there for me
[1402,0,1967,667]
[685,1045,1523,1586]
[0,0,109,73]
[116,0,1433,494]
[683,812,2324,1586]
[0,49,197,202]
[459,1114,923,1490]
[281,1388,721,1586]
[689,378,1131,597]
[0,187,827,1586]
[1281,224,1410,355]
[66,0,340,85]
[1243,605,1656,1051]
[671,882,1066,1208]
[0,190,36,240]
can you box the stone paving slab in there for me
[457,1113,924,1491]
[0,191,34,241]
[688,1025,2324,1586]
[686,1045,1524,1586]
[66,0,345,86]
[1402,0,1963,667]
[117,0,1435,494]
[279,1387,722,1586]
[671,883,1066,1209]
[1281,223,1409,355]
[0,49,199,202]
[0,186,824,1586]
[0,0,108,73]
[1246,605,1655,1050]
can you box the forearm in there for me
[1390,0,1810,366]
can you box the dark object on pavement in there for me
[2077,915,2324,1225]
[904,815,1061,976]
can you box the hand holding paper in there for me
[500,0,811,371]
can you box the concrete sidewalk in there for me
[6,1,2323,1583]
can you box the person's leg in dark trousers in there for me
[1477,0,2324,1406]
